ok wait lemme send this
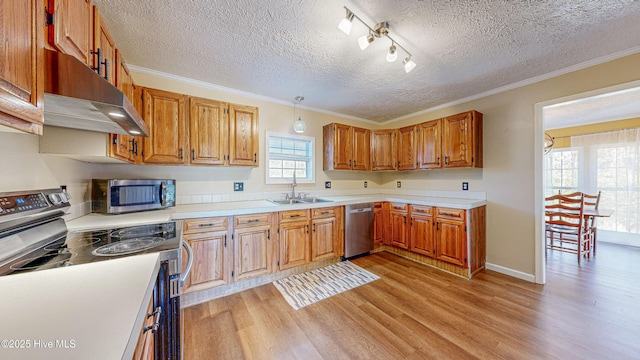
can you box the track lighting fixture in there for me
[293,96,306,133]
[338,9,354,35]
[337,6,416,73]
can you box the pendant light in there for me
[293,96,306,133]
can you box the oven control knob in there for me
[60,192,72,202]
[48,193,61,205]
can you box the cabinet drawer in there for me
[436,207,465,221]
[389,203,408,213]
[410,205,433,216]
[311,207,337,219]
[234,213,271,227]
[183,217,229,234]
[279,209,310,222]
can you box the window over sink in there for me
[266,132,315,184]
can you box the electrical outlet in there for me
[233,182,244,191]
[397,181,401,188]
[364,181,368,188]
[325,181,332,189]
[60,185,67,192]
[462,182,469,191]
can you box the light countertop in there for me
[0,253,160,360]
[67,193,486,230]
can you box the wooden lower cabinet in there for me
[182,217,231,293]
[435,208,467,267]
[374,202,385,247]
[279,220,310,270]
[233,214,274,281]
[409,205,435,257]
[389,203,409,249]
[132,295,155,360]
[311,207,339,261]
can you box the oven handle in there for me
[180,241,193,288]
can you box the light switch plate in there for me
[234,182,244,191]
[325,181,331,189]
[397,181,401,188]
[462,182,469,191]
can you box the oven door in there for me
[104,179,175,214]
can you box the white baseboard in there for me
[485,262,536,283]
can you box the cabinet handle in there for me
[192,149,195,161]
[198,222,221,227]
[254,153,257,163]
[313,223,316,232]
[437,156,440,165]
[144,306,162,333]
[306,224,309,233]
[349,159,352,166]
[224,234,227,247]
[444,156,449,165]
[321,211,330,215]
[102,58,109,81]
[267,229,270,239]
[247,219,260,223]
[129,138,135,154]
[90,48,102,75]
[179,148,183,160]
[289,214,301,218]
[436,222,439,230]
[134,139,139,156]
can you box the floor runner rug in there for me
[273,261,379,310]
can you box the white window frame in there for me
[265,131,315,184]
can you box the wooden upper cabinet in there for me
[371,129,396,171]
[228,103,259,166]
[190,97,227,165]
[141,88,188,164]
[352,126,370,170]
[92,6,116,85]
[110,50,138,163]
[0,0,44,134]
[397,125,417,170]
[323,123,352,170]
[323,123,370,170]
[442,110,483,168]
[417,119,442,169]
[46,0,92,66]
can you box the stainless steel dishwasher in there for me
[343,203,375,259]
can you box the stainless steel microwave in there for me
[91,179,176,214]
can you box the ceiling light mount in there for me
[338,7,416,73]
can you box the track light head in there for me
[403,57,416,73]
[358,32,375,50]
[386,44,397,62]
[338,9,354,34]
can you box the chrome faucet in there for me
[287,172,298,200]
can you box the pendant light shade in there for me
[358,32,375,50]
[293,96,306,133]
[403,57,416,73]
[386,44,397,62]
[338,9,354,35]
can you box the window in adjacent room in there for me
[266,132,315,184]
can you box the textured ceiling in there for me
[92,0,640,123]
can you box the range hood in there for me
[44,50,149,137]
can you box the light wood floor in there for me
[182,243,640,359]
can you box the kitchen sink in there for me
[299,197,332,203]
[268,197,333,205]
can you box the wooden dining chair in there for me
[545,194,593,264]
[560,191,601,255]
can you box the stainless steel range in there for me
[0,188,191,360]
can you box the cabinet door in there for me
[47,0,92,66]
[110,50,135,162]
[190,97,227,165]
[436,218,467,266]
[311,217,337,261]
[410,214,435,257]
[397,125,417,170]
[279,221,310,270]
[371,130,396,171]
[443,112,474,168]
[374,204,384,247]
[228,103,258,166]
[352,126,370,170]
[234,224,272,281]
[0,0,44,134]
[141,88,188,164]
[182,230,230,293]
[92,6,115,85]
[389,211,408,249]
[417,119,442,169]
[333,123,353,169]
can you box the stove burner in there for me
[68,237,102,248]
[92,237,166,256]
[10,252,76,271]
